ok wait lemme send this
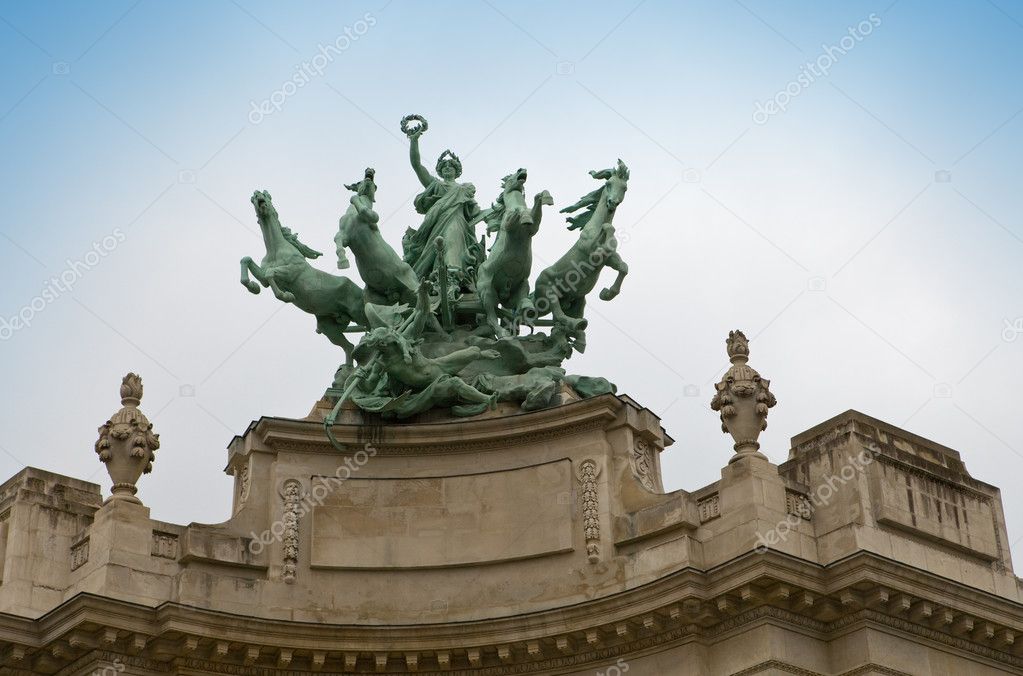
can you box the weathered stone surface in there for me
[0,401,1020,674]
[781,409,1015,588]
[310,460,574,568]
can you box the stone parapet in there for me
[0,400,1020,674]
[781,410,1016,598]
[0,468,102,618]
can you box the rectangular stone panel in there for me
[869,460,999,560]
[310,460,574,569]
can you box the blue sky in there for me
[2,0,1023,564]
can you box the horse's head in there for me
[603,159,630,213]
[344,167,377,202]
[561,160,630,231]
[501,168,528,194]
[250,190,277,222]
[361,179,377,202]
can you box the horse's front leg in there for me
[267,274,295,304]
[530,190,554,235]
[240,257,267,294]
[599,252,629,301]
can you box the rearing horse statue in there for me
[475,168,552,337]
[240,190,366,366]
[335,168,421,307]
[530,160,630,353]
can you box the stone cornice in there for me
[244,395,627,458]
[817,551,1020,618]
[3,550,1021,673]
[786,410,1000,496]
[732,662,912,676]
[791,410,961,462]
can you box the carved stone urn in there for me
[94,373,160,505]
[710,331,776,463]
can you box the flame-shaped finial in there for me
[120,372,143,406]
[726,330,749,363]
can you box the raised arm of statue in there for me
[356,360,385,393]
[409,133,433,188]
[401,280,434,340]
[433,346,501,375]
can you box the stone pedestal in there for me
[0,401,1020,674]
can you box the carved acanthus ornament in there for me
[94,373,160,504]
[631,437,657,492]
[281,480,302,584]
[236,461,251,512]
[577,459,602,564]
[710,331,776,463]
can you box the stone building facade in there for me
[0,393,1021,675]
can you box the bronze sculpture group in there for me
[240,115,630,424]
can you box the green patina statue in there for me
[475,169,553,338]
[529,160,631,353]
[336,168,419,307]
[472,366,566,411]
[241,191,366,366]
[400,115,485,293]
[347,284,499,419]
[238,114,634,434]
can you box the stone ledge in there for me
[2,550,1021,674]
[612,490,699,546]
[230,394,661,460]
[0,467,101,515]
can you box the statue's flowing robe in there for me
[403,179,480,281]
